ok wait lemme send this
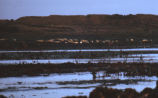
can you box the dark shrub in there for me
[90,87,122,98]
[0,95,7,98]
[120,88,139,98]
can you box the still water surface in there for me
[0,48,158,97]
[0,72,157,98]
[0,48,158,64]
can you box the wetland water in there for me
[1,48,158,64]
[0,48,158,97]
[0,72,157,98]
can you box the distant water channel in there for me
[1,48,158,53]
[0,48,158,64]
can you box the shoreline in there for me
[0,62,158,78]
[0,46,156,51]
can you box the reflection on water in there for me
[1,48,158,53]
[1,48,158,97]
[0,72,157,98]
[0,56,157,64]
[1,48,158,64]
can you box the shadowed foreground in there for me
[64,81,158,98]
[89,81,158,98]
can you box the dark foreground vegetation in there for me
[0,95,7,98]
[64,81,158,98]
[0,63,158,77]
[89,81,158,98]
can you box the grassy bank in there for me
[0,63,158,77]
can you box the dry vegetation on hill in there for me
[0,14,158,49]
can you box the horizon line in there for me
[1,13,158,20]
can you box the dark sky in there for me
[0,0,158,19]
